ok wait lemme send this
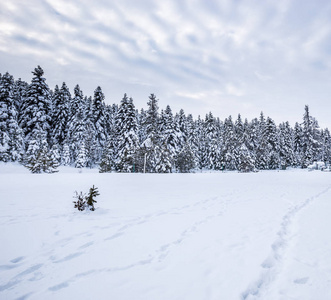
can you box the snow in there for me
[1,164,331,300]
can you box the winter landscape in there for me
[2,0,331,299]
[1,164,331,300]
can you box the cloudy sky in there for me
[1,0,331,127]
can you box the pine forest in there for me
[1,66,330,173]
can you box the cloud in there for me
[1,0,331,127]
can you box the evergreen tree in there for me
[70,84,83,122]
[0,72,24,162]
[195,116,207,169]
[61,142,71,166]
[222,116,236,170]
[255,112,268,170]
[236,144,255,172]
[91,86,107,163]
[141,94,160,172]
[12,78,28,123]
[69,88,87,164]
[24,126,58,173]
[51,83,70,148]
[158,105,179,168]
[20,66,52,143]
[75,142,87,169]
[155,142,172,173]
[175,108,188,151]
[279,122,294,169]
[301,106,321,167]
[175,142,196,173]
[293,122,303,167]
[50,144,61,169]
[115,94,139,172]
[265,116,279,169]
[320,129,331,165]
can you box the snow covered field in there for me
[1,164,331,300]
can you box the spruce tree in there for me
[75,142,87,169]
[265,116,279,169]
[24,126,58,173]
[141,94,160,172]
[20,66,52,143]
[91,86,107,163]
[0,72,24,162]
[279,122,294,169]
[158,105,179,168]
[155,142,172,173]
[301,106,321,167]
[61,142,71,166]
[175,142,196,173]
[52,82,70,148]
[115,94,139,172]
[69,88,87,164]
[255,112,268,170]
[236,144,255,172]
[222,116,236,170]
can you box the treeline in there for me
[0,66,330,173]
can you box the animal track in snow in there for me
[241,185,331,299]
[294,277,309,284]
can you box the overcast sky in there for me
[1,0,331,127]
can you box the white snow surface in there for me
[1,163,331,300]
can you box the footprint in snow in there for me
[78,241,94,249]
[104,232,124,241]
[0,256,25,271]
[11,256,25,263]
[53,252,83,263]
[294,277,309,284]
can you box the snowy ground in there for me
[1,164,331,300]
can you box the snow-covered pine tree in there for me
[264,116,280,169]
[175,108,188,152]
[195,116,207,169]
[24,126,58,173]
[141,93,160,172]
[138,108,148,145]
[154,141,172,173]
[222,115,236,170]
[70,84,83,123]
[186,113,199,167]
[115,94,139,172]
[12,78,28,124]
[236,143,255,172]
[0,72,24,162]
[68,86,87,165]
[235,114,245,146]
[61,141,71,166]
[279,122,295,169]
[0,72,14,162]
[293,122,303,167]
[245,117,259,155]
[158,105,179,169]
[75,141,87,169]
[255,112,268,170]
[51,82,70,148]
[91,86,107,163]
[99,136,117,173]
[49,144,61,169]
[320,129,331,165]
[20,66,52,143]
[175,142,196,173]
[301,105,321,168]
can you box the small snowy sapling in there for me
[73,191,86,211]
[86,185,100,211]
[73,185,100,211]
